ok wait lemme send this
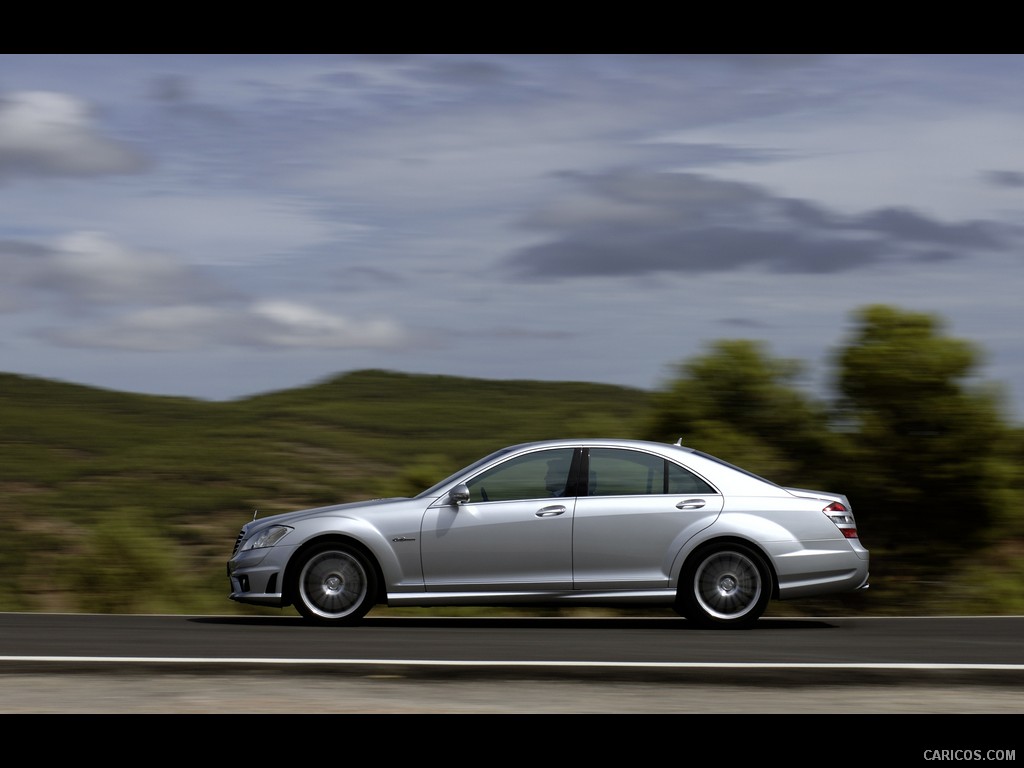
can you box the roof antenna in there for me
[674,437,683,446]
[252,509,259,521]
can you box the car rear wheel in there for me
[291,544,377,625]
[676,543,771,629]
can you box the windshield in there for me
[415,446,518,498]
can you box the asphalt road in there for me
[2,613,1023,715]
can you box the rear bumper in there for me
[770,541,870,600]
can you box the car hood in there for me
[248,496,412,530]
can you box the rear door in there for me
[572,447,723,589]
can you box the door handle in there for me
[676,499,706,510]
[536,505,566,517]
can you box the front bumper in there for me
[226,543,297,608]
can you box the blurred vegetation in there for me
[1,304,1021,618]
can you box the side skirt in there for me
[385,589,678,607]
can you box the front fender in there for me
[284,512,420,591]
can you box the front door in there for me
[420,447,577,590]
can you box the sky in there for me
[2,54,1024,418]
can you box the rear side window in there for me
[587,448,716,496]
[667,461,717,494]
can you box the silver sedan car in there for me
[227,438,869,628]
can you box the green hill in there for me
[0,369,651,614]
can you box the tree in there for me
[644,339,836,486]
[644,307,1018,614]
[833,305,1007,568]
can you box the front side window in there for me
[465,448,576,502]
[587,448,716,496]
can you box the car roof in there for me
[499,438,781,491]
[506,437,691,452]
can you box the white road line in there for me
[2,657,1024,670]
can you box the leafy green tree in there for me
[833,305,1007,571]
[644,339,836,486]
[644,310,1019,614]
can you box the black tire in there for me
[675,543,771,629]
[290,544,377,625]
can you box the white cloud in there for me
[42,300,408,352]
[50,231,210,302]
[250,300,406,348]
[0,231,219,311]
[0,91,147,178]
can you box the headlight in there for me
[241,525,293,551]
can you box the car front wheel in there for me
[290,544,377,625]
[676,543,771,629]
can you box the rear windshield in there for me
[688,449,781,488]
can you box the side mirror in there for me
[448,483,470,505]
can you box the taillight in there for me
[824,501,859,539]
